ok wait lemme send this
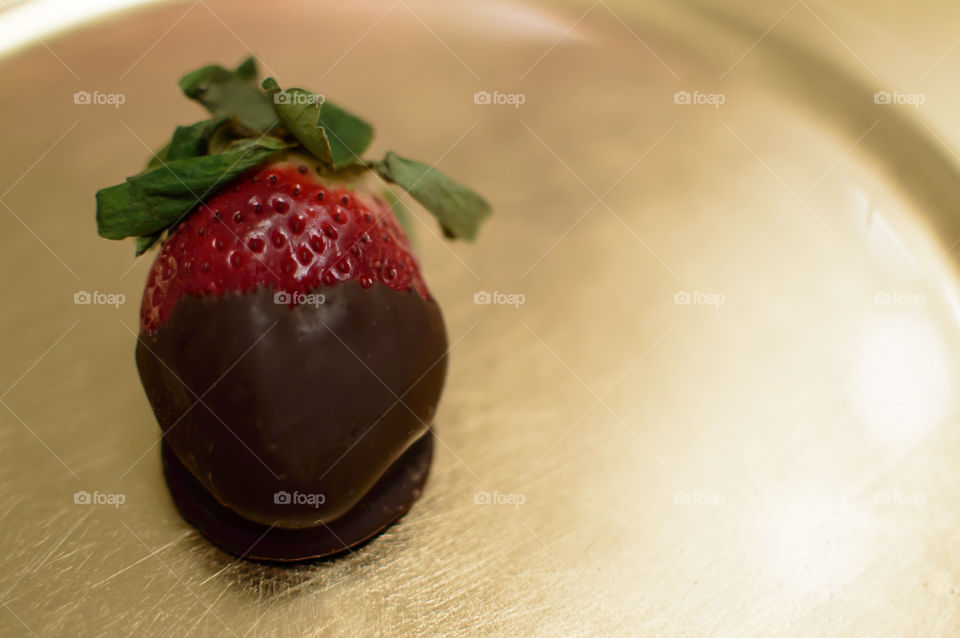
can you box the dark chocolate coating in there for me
[161,434,433,561]
[136,281,447,536]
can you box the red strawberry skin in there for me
[140,160,427,334]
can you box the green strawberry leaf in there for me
[261,78,333,165]
[145,117,229,170]
[135,232,163,256]
[234,56,258,81]
[179,58,278,134]
[97,58,491,252]
[381,187,414,239]
[262,77,373,169]
[165,117,228,161]
[96,136,294,240]
[145,142,169,169]
[317,99,373,168]
[372,152,491,241]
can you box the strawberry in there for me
[96,58,490,561]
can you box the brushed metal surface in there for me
[2,0,960,635]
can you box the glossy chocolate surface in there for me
[136,281,447,534]
[162,434,433,561]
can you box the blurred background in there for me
[2,0,960,635]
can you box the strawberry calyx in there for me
[96,57,491,255]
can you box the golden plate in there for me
[2,0,960,634]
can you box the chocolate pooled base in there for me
[136,280,448,561]
[161,434,433,561]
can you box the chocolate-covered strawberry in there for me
[96,58,490,561]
